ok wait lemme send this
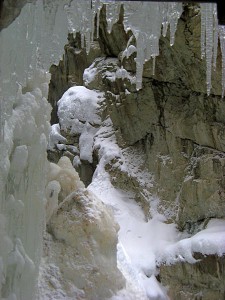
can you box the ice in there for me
[213,8,218,70]
[45,180,61,223]
[200,3,225,96]
[219,26,225,98]
[168,3,183,46]
[105,1,121,34]
[201,3,214,95]
[10,146,28,173]
[0,69,51,299]
[200,4,206,59]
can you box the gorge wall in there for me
[48,4,225,299]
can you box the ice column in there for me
[200,3,216,95]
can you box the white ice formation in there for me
[0,1,225,300]
[200,3,225,96]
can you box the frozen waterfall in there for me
[0,1,225,299]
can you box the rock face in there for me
[48,3,225,299]
[160,253,225,300]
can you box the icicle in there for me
[135,32,145,90]
[81,33,85,49]
[219,26,225,98]
[200,3,225,96]
[85,30,91,54]
[162,3,169,37]
[168,3,183,46]
[96,8,101,39]
[91,0,103,41]
[105,1,121,34]
[152,55,156,76]
[200,3,206,59]
[64,3,76,33]
[123,2,182,89]
[203,3,214,95]
[213,6,218,70]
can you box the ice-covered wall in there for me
[0,1,225,299]
[0,2,68,299]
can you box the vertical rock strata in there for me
[48,4,225,299]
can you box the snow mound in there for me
[158,218,225,265]
[57,86,105,163]
[57,86,104,132]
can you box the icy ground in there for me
[47,85,225,299]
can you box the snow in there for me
[87,120,172,298]
[86,116,225,299]
[57,86,105,163]
[83,60,99,86]
[159,219,225,265]
[58,86,104,132]
[48,124,67,150]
